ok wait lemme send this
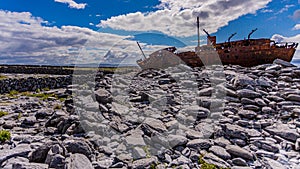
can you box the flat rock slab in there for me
[186,139,212,149]
[202,153,231,168]
[131,157,157,169]
[225,145,254,161]
[125,135,146,147]
[265,123,300,142]
[263,157,287,169]
[0,144,32,164]
[209,146,231,160]
[64,140,92,158]
[237,89,261,98]
[143,118,167,132]
[65,153,93,169]
[223,124,248,140]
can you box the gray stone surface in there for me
[65,153,93,169]
[209,146,231,160]
[202,153,231,168]
[265,123,300,142]
[226,145,254,161]
[186,139,212,149]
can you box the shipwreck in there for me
[137,17,298,69]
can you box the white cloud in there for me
[99,0,272,37]
[272,33,300,59]
[260,9,273,13]
[0,10,152,65]
[54,0,87,9]
[293,24,300,30]
[276,4,294,14]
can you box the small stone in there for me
[167,134,188,148]
[64,140,92,158]
[65,153,93,169]
[262,107,275,114]
[241,98,255,105]
[286,94,300,102]
[143,118,167,132]
[170,155,191,166]
[125,134,146,146]
[209,146,231,160]
[49,154,65,168]
[265,123,300,142]
[185,129,204,139]
[198,87,214,96]
[29,144,50,163]
[232,157,248,166]
[12,162,48,169]
[131,157,157,169]
[202,153,231,168]
[94,158,113,169]
[94,88,112,104]
[132,147,147,160]
[214,137,231,147]
[273,59,295,67]
[255,150,276,159]
[0,144,32,164]
[21,116,36,126]
[263,157,287,169]
[255,98,267,106]
[234,75,256,87]
[182,147,191,157]
[226,145,253,161]
[295,138,300,151]
[238,110,257,119]
[186,139,212,149]
[223,124,247,140]
[237,89,261,98]
[266,64,281,71]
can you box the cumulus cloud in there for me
[99,0,272,37]
[293,24,300,30]
[0,10,155,65]
[272,33,300,59]
[54,0,87,9]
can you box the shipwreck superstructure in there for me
[137,17,298,69]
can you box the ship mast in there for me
[248,28,257,40]
[136,41,146,59]
[197,17,200,48]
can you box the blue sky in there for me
[0,0,299,65]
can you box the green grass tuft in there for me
[53,104,62,110]
[142,145,151,158]
[9,90,19,96]
[0,130,11,143]
[0,111,8,117]
[0,75,8,80]
[199,155,229,169]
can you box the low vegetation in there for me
[9,90,19,97]
[0,130,11,143]
[7,89,58,101]
[53,104,62,110]
[0,74,8,80]
[142,145,151,158]
[199,155,229,169]
[0,111,8,117]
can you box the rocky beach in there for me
[0,59,300,169]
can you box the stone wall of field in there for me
[0,65,74,75]
[0,75,72,94]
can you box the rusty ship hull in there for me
[137,41,297,69]
[136,17,298,69]
[176,39,297,67]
